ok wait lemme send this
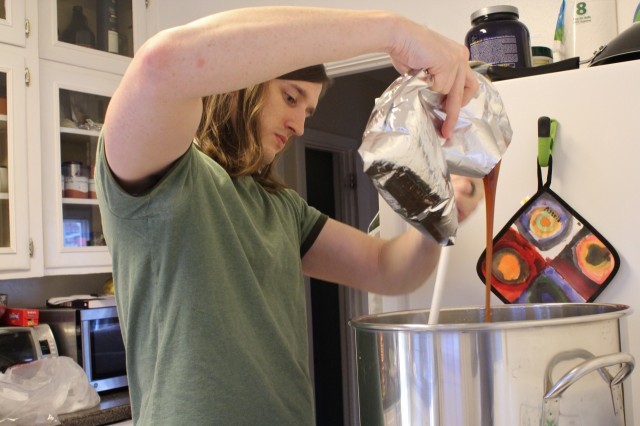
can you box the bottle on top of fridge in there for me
[465,5,532,68]
[553,0,618,61]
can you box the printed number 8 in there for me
[576,2,587,15]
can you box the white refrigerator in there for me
[374,59,640,423]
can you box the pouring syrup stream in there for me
[483,161,501,322]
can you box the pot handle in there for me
[541,352,635,426]
[544,349,616,392]
[544,352,634,399]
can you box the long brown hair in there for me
[195,65,332,192]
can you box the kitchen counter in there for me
[59,389,131,426]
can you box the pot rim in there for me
[349,302,632,332]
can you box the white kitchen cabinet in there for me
[0,0,27,47]
[38,0,146,75]
[0,45,33,275]
[40,59,120,275]
[35,1,148,275]
[0,0,149,278]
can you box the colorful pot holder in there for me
[476,118,620,303]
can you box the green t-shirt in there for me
[95,135,327,425]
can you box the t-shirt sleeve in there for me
[300,214,328,257]
[281,188,328,257]
[95,130,196,219]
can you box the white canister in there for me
[554,0,618,61]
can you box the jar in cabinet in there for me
[64,175,89,198]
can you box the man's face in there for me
[259,79,322,165]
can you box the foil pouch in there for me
[359,70,512,245]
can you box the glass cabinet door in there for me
[57,0,134,56]
[0,48,29,273]
[40,60,118,273]
[59,88,107,249]
[0,0,27,47]
[39,0,145,75]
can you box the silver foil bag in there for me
[359,70,512,245]
[429,72,512,178]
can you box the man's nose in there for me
[287,109,306,137]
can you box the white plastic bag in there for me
[0,356,100,425]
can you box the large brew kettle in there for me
[350,303,635,426]
[590,22,640,66]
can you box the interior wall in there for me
[151,0,639,59]
[0,273,113,307]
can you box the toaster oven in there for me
[0,324,58,373]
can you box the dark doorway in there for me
[305,147,344,426]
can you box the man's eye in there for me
[285,93,297,105]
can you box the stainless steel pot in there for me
[350,303,634,426]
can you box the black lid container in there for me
[465,5,532,68]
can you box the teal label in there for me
[554,0,566,41]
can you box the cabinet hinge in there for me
[25,18,30,37]
[24,68,31,86]
[29,238,34,257]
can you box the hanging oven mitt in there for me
[476,117,620,303]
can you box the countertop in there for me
[59,388,131,426]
